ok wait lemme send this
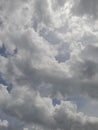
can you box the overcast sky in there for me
[0,0,98,129]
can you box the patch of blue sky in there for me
[0,43,7,57]
[0,74,12,93]
[0,43,18,58]
[52,98,61,106]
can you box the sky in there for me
[0,0,98,130]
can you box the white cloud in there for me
[1,85,98,130]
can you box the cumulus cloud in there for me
[0,0,98,129]
[1,85,98,130]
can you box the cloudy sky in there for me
[0,0,98,129]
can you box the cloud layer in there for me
[0,0,98,129]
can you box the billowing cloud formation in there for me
[0,0,98,129]
[1,85,98,130]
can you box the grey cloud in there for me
[51,0,67,11]
[71,60,97,79]
[32,0,52,31]
[72,0,98,19]
[39,27,62,45]
[81,45,98,61]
